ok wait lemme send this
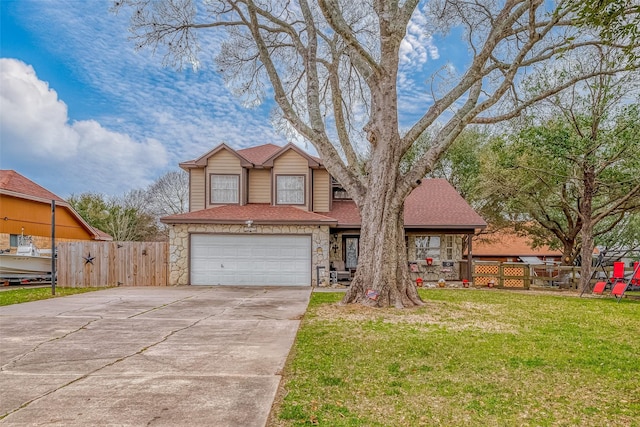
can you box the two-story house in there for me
[161,143,486,286]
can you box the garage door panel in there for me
[191,234,311,286]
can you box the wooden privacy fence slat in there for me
[57,241,168,287]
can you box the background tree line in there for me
[428,71,640,272]
[68,170,188,241]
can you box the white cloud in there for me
[396,6,441,128]
[8,2,287,177]
[0,59,77,159]
[0,58,168,196]
[399,8,439,69]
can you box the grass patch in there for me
[0,287,105,306]
[271,289,640,426]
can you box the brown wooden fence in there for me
[472,261,636,290]
[57,241,168,287]
[472,261,531,289]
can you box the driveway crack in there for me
[127,294,199,319]
[54,297,124,317]
[0,318,102,373]
[1,313,215,420]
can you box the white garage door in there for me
[190,234,311,286]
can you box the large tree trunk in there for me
[579,166,596,292]
[337,29,424,308]
[580,222,595,292]
[341,138,423,308]
[341,199,423,308]
[560,241,576,266]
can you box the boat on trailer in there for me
[0,236,52,284]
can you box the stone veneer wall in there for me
[168,224,331,286]
[406,233,464,281]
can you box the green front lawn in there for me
[272,290,640,426]
[0,287,104,306]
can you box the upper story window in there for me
[276,175,305,205]
[415,235,440,260]
[331,176,351,200]
[210,174,239,204]
[333,189,350,199]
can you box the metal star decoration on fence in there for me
[83,253,95,265]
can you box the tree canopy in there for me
[69,192,161,241]
[570,0,640,59]
[69,170,189,242]
[114,0,639,306]
[478,60,639,289]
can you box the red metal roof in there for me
[162,204,337,225]
[0,170,65,202]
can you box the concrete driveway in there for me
[0,286,310,426]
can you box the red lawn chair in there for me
[612,261,625,284]
[612,281,627,300]
[632,262,640,287]
[592,281,607,295]
[609,261,626,301]
[612,261,640,302]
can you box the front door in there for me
[344,237,359,270]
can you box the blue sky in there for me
[1,1,462,198]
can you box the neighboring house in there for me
[0,170,111,250]
[161,143,487,286]
[468,229,563,264]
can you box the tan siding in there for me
[273,150,310,210]
[190,169,205,212]
[313,169,330,212]
[273,150,309,174]
[206,150,243,207]
[248,169,271,203]
[207,150,243,174]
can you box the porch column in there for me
[467,233,473,281]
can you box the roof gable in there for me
[404,179,486,229]
[237,143,282,165]
[181,143,253,169]
[181,142,323,171]
[0,170,64,202]
[262,143,322,168]
[0,170,112,241]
